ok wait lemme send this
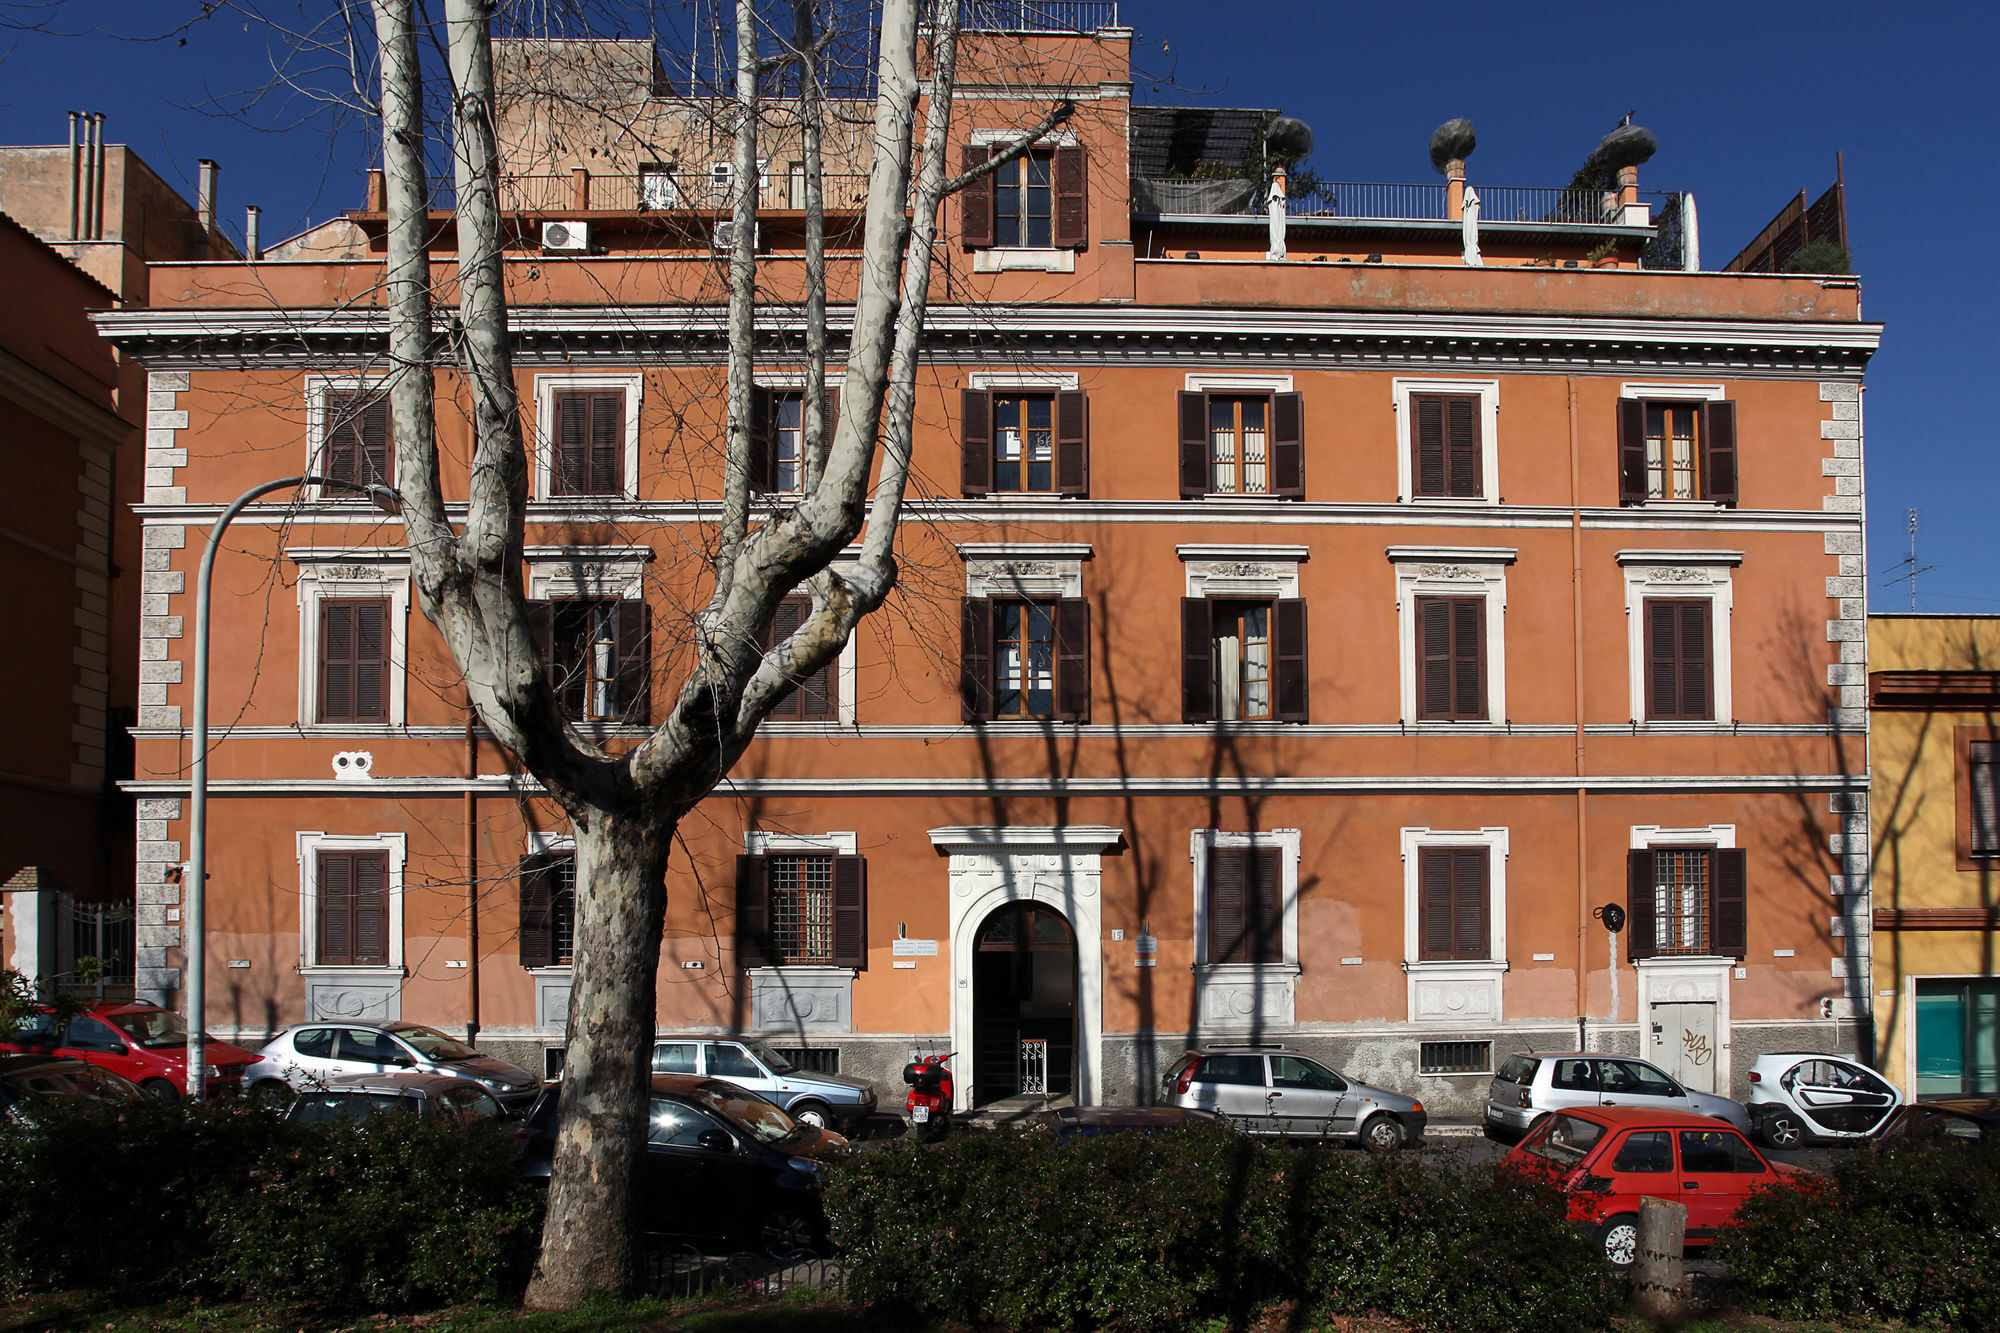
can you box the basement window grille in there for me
[772,1047,840,1075]
[1419,1040,1493,1076]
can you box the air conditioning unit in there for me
[714,220,760,252]
[540,220,590,252]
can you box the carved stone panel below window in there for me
[306,973,402,1024]
[750,966,854,1032]
[1194,966,1296,1029]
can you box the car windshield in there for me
[740,1039,796,1074]
[1523,1113,1606,1167]
[104,1008,190,1050]
[3,1064,144,1103]
[392,1025,479,1061]
[686,1082,801,1146]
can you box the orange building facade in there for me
[97,22,1881,1113]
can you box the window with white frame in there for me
[289,552,410,728]
[1618,551,1738,726]
[1394,378,1499,504]
[305,377,395,497]
[1191,829,1301,970]
[533,374,642,501]
[296,830,405,973]
[1401,825,1509,1025]
[1389,548,1513,726]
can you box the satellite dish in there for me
[1428,118,1477,174]
[1264,116,1314,163]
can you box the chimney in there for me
[1444,158,1467,221]
[197,158,218,251]
[90,113,107,240]
[245,205,262,261]
[67,112,82,240]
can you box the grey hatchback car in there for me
[1484,1052,1752,1138]
[1162,1048,1427,1152]
[651,1036,878,1131]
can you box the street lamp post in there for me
[184,476,400,1100]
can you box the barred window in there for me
[1652,848,1711,954]
[771,854,834,965]
[1419,1040,1492,1075]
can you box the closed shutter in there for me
[1646,599,1712,722]
[1618,398,1648,504]
[831,854,868,969]
[1626,850,1657,962]
[1419,848,1456,961]
[1181,597,1215,722]
[1453,848,1489,959]
[1414,395,1446,497]
[1271,391,1305,497]
[1702,400,1738,505]
[768,595,835,721]
[518,853,559,969]
[748,384,775,492]
[960,597,993,722]
[1447,394,1482,497]
[1247,847,1282,964]
[588,391,624,495]
[552,392,588,495]
[526,601,556,697]
[735,854,772,969]
[961,388,992,496]
[1178,391,1209,497]
[1055,389,1089,495]
[1273,597,1309,722]
[322,393,392,488]
[1973,742,2000,854]
[1418,847,1488,962]
[318,851,353,966]
[1055,597,1091,723]
[1051,147,1088,248]
[1207,846,1247,964]
[1418,597,1485,721]
[613,600,651,724]
[319,599,389,724]
[960,145,995,247]
[318,850,388,967]
[351,852,388,966]
[1710,848,1747,957]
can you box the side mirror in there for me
[696,1128,733,1153]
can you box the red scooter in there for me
[901,1051,955,1142]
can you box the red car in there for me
[0,1000,256,1098]
[1502,1105,1811,1266]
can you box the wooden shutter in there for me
[1646,599,1712,722]
[1973,742,2000,854]
[960,388,992,496]
[831,854,868,970]
[1702,400,1738,505]
[1419,597,1485,721]
[1055,597,1091,723]
[1414,395,1446,497]
[1447,394,1482,497]
[1247,847,1282,964]
[1270,391,1305,497]
[1453,848,1489,959]
[1181,597,1215,722]
[323,394,391,488]
[526,601,556,697]
[319,850,387,967]
[320,601,354,723]
[1055,389,1089,495]
[1273,597,1309,722]
[960,145,994,248]
[1626,849,1657,962]
[1617,398,1648,504]
[319,599,389,723]
[1051,147,1088,249]
[351,851,388,965]
[552,392,588,495]
[318,851,353,966]
[588,391,624,494]
[1178,391,1209,497]
[960,597,993,722]
[748,384,775,493]
[1418,848,1456,961]
[613,599,651,724]
[518,853,558,969]
[1710,848,1747,958]
[768,596,834,721]
[1452,598,1485,720]
[1207,846,1247,963]
[735,854,772,969]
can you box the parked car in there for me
[284,1071,513,1127]
[0,1053,145,1122]
[1503,1106,1811,1266]
[1160,1048,1426,1152]
[518,1073,846,1259]
[1038,1105,1228,1139]
[1485,1051,1752,1139]
[1743,1051,1902,1148]
[0,1000,256,1098]
[1873,1098,2000,1148]
[245,1021,541,1110]
[651,1036,877,1131]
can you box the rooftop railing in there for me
[951,0,1120,31]
[1136,175,1680,231]
[492,170,874,214]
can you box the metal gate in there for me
[58,896,134,1001]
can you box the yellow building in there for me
[1868,613,2000,1097]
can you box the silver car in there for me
[246,1021,542,1112]
[651,1036,878,1131]
[284,1071,511,1126]
[1160,1048,1426,1152]
[1484,1051,1752,1137]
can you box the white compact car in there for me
[1485,1051,1753,1137]
[1744,1051,1902,1147]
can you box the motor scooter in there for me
[901,1051,954,1142]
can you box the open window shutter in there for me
[960,388,992,496]
[589,391,623,494]
[1181,597,1215,722]
[518,854,556,969]
[1702,400,1738,505]
[1627,850,1657,962]
[1419,848,1454,960]
[1617,398,1648,505]
[1271,392,1305,497]
[960,145,995,247]
[318,852,353,966]
[1055,597,1090,723]
[1447,395,1481,497]
[1414,395,1445,497]
[748,384,774,493]
[320,601,355,723]
[1178,391,1210,497]
[960,597,993,722]
[1419,598,1452,720]
[353,599,388,723]
[1454,848,1489,960]
[1711,848,1747,957]
[832,854,868,970]
[734,854,772,969]
[1055,389,1089,495]
[1273,597,1309,722]
[352,851,388,966]
[1052,147,1088,248]
[527,601,556,696]
[1249,848,1282,964]
[613,599,651,724]
[553,393,587,496]
[1208,846,1247,964]
[1453,597,1486,720]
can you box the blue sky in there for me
[1,0,1991,610]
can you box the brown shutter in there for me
[960,597,993,722]
[1618,398,1648,505]
[1178,391,1210,497]
[1414,395,1445,497]
[735,854,772,969]
[960,388,992,496]
[320,601,355,723]
[613,599,651,724]
[552,392,587,496]
[1710,848,1747,958]
[353,599,388,723]
[360,398,391,486]
[1418,598,1459,721]
[1627,850,1657,962]
[1418,848,1455,961]
[1646,599,1678,720]
[1973,742,2000,854]
[1453,598,1486,720]
[824,387,841,454]
[1051,146,1088,248]
[1055,389,1089,495]
[1181,597,1215,722]
[1447,394,1481,497]
[1248,847,1282,964]
[1702,400,1738,505]
[1454,848,1490,960]
[1207,846,1247,964]
[960,145,994,248]
[518,853,557,969]
[1055,597,1090,723]
[767,598,803,721]
[526,601,556,696]
[589,391,624,494]
[831,854,868,970]
[323,392,361,486]
[748,384,775,493]
[1270,391,1305,497]
[318,851,353,966]
[1683,600,1712,720]
[350,851,388,967]
[1273,597,1308,722]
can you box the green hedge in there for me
[1714,1138,2000,1331]
[823,1124,1616,1333]
[0,1096,536,1312]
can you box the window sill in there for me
[1625,499,1731,511]
[1193,961,1302,977]
[525,965,574,975]
[1404,494,1498,506]
[973,247,1076,273]
[299,964,405,976]
[747,965,857,978]
[1402,959,1508,974]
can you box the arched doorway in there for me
[971,902,1077,1106]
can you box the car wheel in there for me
[790,1102,832,1130]
[1599,1214,1640,1267]
[1361,1114,1406,1154]
[1761,1112,1805,1150]
[141,1078,179,1101]
[249,1079,293,1106]
[761,1209,818,1262]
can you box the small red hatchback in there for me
[0,1001,256,1098]
[1502,1105,1811,1266]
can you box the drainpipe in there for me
[67,112,81,240]
[197,158,218,257]
[1569,376,1593,1050]
[464,704,481,1046]
[244,206,261,261]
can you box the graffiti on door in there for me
[1682,1027,1714,1068]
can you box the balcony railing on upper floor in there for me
[947,0,1120,32]
[493,170,874,215]
[1135,175,1678,228]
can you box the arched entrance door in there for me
[971,902,1077,1107]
